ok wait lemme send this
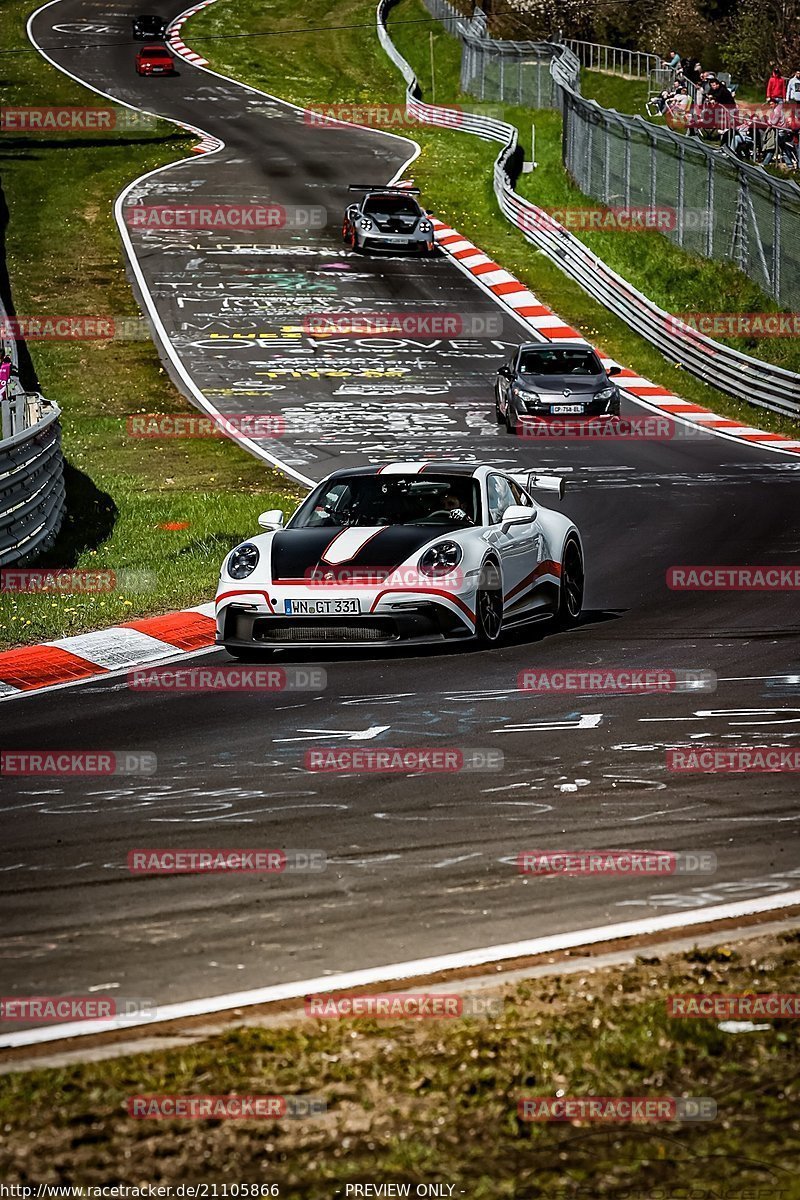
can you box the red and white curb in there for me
[166,0,215,67]
[432,217,800,455]
[0,604,217,701]
[167,0,224,153]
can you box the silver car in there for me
[342,186,435,254]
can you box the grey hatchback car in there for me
[495,341,622,433]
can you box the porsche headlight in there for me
[420,541,463,576]
[227,542,260,580]
[595,386,615,401]
[419,218,433,232]
[359,217,373,230]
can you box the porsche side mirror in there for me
[501,504,536,528]
[258,509,284,530]
[498,365,512,378]
[608,365,622,376]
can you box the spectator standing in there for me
[786,70,800,102]
[662,49,681,70]
[766,67,785,100]
[0,355,12,403]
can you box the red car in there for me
[135,43,174,75]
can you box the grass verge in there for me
[1,926,798,1194]
[186,0,800,441]
[0,0,302,650]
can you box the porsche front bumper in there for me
[216,591,474,649]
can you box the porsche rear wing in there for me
[348,184,421,194]
[508,471,566,500]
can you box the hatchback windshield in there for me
[518,348,602,376]
[290,475,480,529]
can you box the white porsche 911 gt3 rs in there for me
[215,462,584,656]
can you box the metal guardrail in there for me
[378,0,800,420]
[562,38,660,80]
[0,300,66,565]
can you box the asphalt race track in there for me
[2,0,799,1023]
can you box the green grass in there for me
[0,0,302,650]
[188,0,800,440]
[579,69,650,115]
[1,928,799,1194]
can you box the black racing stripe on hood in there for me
[271,527,443,580]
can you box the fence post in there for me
[586,113,593,193]
[706,157,714,258]
[624,123,631,208]
[773,191,781,301]
[676,142,685,247]
[603,117,611,204]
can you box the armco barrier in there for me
[0,300,65,565]
[377,0,800,419]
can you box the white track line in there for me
[3,890,799,1049]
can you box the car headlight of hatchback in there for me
[419,540,463,576]
[595,386,615,401]
[359,217,373,230]
[511,384,539,408]
[227,542,260,580]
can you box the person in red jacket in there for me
[767,67,785,100]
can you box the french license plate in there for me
[284,598,361,615]
[550,404,584,414]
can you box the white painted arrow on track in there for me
[492,714,603,733]
[274,725,390,743]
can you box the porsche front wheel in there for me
[475,561,504,646]
[554,537,584,628]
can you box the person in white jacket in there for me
[787,71,800,102]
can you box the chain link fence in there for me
[443,6,800,309]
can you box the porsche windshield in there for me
[290,475,481,529]
[518,348,602,376]
[362,195,420,219]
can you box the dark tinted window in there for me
[290,475,481,529]
[363,195,420,217]
[518,348,602,376]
